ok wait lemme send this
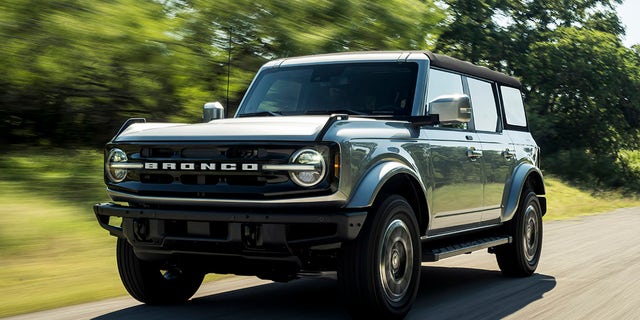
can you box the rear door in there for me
[466,77,515,224]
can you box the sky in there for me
[616,0,640,47]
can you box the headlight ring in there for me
[289,149,326,187]
[106,148,128,183]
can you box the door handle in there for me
[503,149,517,160]
[467,148,483,160]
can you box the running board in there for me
[422,236,512,262]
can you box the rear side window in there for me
[468,78,498,132]
[501,86,527,128]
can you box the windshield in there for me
[237,62,419,117]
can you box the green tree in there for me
[0,0,218,145]
[1,0,445,143]
[435,0,509,68]
[524,26,639,153]
[168,0,445,115]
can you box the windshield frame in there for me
[235,61,424,118]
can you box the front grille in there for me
[180,148,221,159]
[140,173,174,184]
[132,145,295,186]
[180,175,219,185]
[107,142,338,200]
[225,146,272,160]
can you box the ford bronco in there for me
[94,51,545,318]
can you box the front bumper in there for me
[93,202,366,259]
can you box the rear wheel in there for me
[339,195,421,319]
[495,189,543,277]
[116,238,204,304]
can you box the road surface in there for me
[5,207,640,319]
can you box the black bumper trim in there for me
[93,202,367,244]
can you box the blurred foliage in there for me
[0,147,109,206]
[0,0,443,146]
[0,0,188,146]
[1,0,640,189]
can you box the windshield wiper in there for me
[238,111,282,118]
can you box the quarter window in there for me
[501,86,527,127]
[468,78,498,132]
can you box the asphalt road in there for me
[6,207,640,320]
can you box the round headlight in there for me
[289,149,326,187]
[106,148,128,183]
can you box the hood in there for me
[114,116,334,142]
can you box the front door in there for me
[424,129,484,233]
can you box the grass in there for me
[0,148,123,317]
[543,176,640,220]
[0,148,228,318]
[0,148,639,317]
[0,198,122,316]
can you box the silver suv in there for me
[94,51,546,318]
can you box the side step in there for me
[422,236,511,262]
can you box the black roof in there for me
[424,51,521,89]
[277,50,522,89]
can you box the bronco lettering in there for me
[142,162,259,171]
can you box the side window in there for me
[426,69,464,103]
[427,69,466,129]
[501,86,527,127]
[468,78,499,132]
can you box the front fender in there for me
[502,163,546,222]
[346,161,424,209]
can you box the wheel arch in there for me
[502,163,547,222]
[346,161,429,236]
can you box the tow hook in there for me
[242,224,263,248]
[133,219,150,241]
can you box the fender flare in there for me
[502,162,546,222]
[346,161,426,209]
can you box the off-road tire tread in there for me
[495,188,542,277]
[116,238,204,305]
[338,195,421,319]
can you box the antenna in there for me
[225,27,231,118]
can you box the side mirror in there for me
[427,94,471,124]
[203,102,225,122]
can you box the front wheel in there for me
[495,189,543,277]
[338,195,421,319]
[116,238,204,304]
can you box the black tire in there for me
[338,195,421,319]
[116,238,204,304]
[495,189,543,277]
